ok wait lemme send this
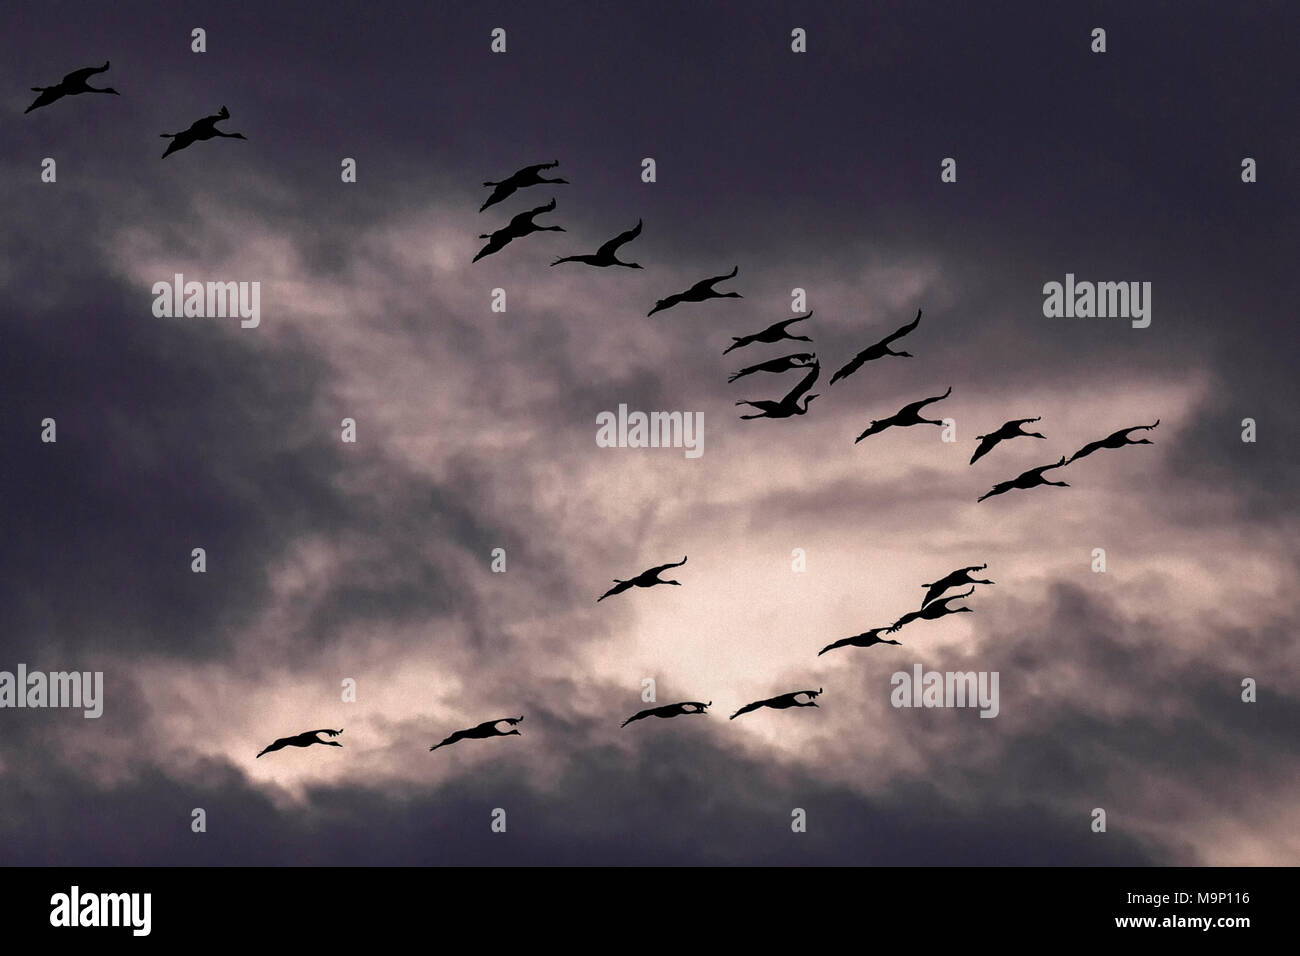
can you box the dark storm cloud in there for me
[0,686,1159,866]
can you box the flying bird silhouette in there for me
[159,105,246,158]
[888,587,975,633]
[621,701,711,728]
[597,556,687,602]
[648,266,741,316]
[1067,420,1160,464]
[25,61,119,113]
[727,352,816,383]
[256,728,342,758]
[970,417,1046,464]
[829,310,922,385]
[724,312,813,354]
[429,716,524,751]
[818,628,902,656]
[480,160,568,212]
[473,198,564,262]
[551,219,643,268]
[855,386,952,442]
[729,688,823,719]
[921,564,993,608]
[977,456,1070,502]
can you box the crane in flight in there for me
[969,417,1046,465]
[256,728,343,758]
[818,628,901,656]
[551,219,643,268]
[160,105,246,158]
[920,564,993,608]
[729,688,823,719]
[429,716,524,752]
[724,313,813,354]
[480,160,568,212]
[648,266,741,316]
[977,456,1070,502]
[727,352,816,383]
[855,386,952,442]
[597,556,687,602]
[1067,420,1160,464]
[473,198,564,262]
[621,701,711,728]
[25,61,119,113]
[888,587,976,633]
[829,310,923,385]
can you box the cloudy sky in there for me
[2,1,1297,865]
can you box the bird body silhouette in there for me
[429,716,524,751]
[1067,420,1160,464]
[818,628,901,656]
[736,361,820,419]
[829,310,922,385]
[727,352,816,383]
[729,688,822,719]
[256,728,342,758]
[473,198,564,262]
[724,313,813,354]
[621,701,710,727]
[970,417,1046,464]
[597,557,687,602]
[552,219,643,268]
[855,386,952,442]
[648,267,741,316]
[921,564,993,608]
[888,587,976,633]
[25,61,119,113]
[160,106,246,158]
[480,161,567,212]
[977,456,1070,502]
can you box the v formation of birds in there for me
[25,61,1162,759]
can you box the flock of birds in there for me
[24,69,1161,759]
[466,159,1163,506]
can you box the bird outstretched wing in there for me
[596,219,642,257]
[729,700,765,720]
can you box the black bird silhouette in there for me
[737,361,820,420]
[597,556,687,602]
[818,628,902,656]
[888,586,975,633]
[977,456,1070,502]
[1067,420,1160,464]
[621,700,710,728]
[256,728,342,758]
[648,266,741,316]
[551,219,643,268]
[724,312,813,354]
[970,417,1046,465]
[429,716,523,751]
[160,105,246,158]
[727,352,816,383]
[730,688,823,719]
[921,564,993,608]
[829,310,922,385]
[855,386,952,442]
[473,198,564,262]
[25,61,119,113]
[480,161,568,212]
